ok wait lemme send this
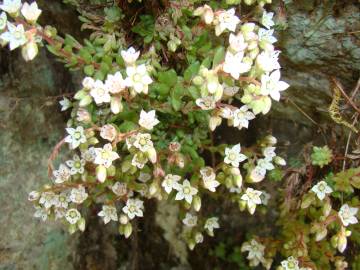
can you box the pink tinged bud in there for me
[96,165,107,182]
[153,166,165,178]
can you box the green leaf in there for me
[212,46,225,68]
[64,34,79,48]
[104,6,122,23]
[187,86,200,99]
[151,83,170,96]
[118,121,138,133]
[79,48,92,63]
[184,61,200,82]
[84,65,94,76]
[158,69,178,87]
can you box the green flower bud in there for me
[193,195,201,212]
[124,223,133,238]
[79,95,92,107]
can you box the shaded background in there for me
[0,0,359,269]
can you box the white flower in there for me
[53,164,71,184]
[39,191,57,209]
[162,174,181,194]
[182,213,197,227]
[260,70,289,101]
[195,232,204,244]
[0,0,21,15]
[70,186,88,204]
[105,71,126,94]
[133,133,153,152]
[65,208,81,224]
[220,106,234,119]
[125,64,153,94]
[34,206,50,221]
[311,181,333,200]
[281,256,300,270]
[338,204,358,227]
[94,143,120,168]
[232,105,255,129]
[174,179,198,204]
[223,84,239,97]
[204,217,220,236]
[122,198,144,219]
[111,182,127,197]
[258,28,277,44]
[249,166,266,183]
[0,22,27,50]
[223,51,251,79]
[263,146,276,159]
[138,172,151,183]
[214,8,240,36]
[195,97,216,110]
[59,97,71,111]
[229,33,247,53]
[100,124,117,142]
[98,205,118,224]
[76,108,91,123]
[241,239,265,267]
[224,144,247,167]
[90,80,111,104]
[65,126,87,149]
[66,155,86,175]
[57,192,70,209]
[256,50,281,72]
[257,158,275,171]
[121,47,140,66]
[0,12,7,30]
[21,2,42,23]
[139,110,159,130]
[82,147,96,162]
[131,153,147,169]
[28,190,40,201]
[200,167,220,192]
[82,77,95,89]
[241,188,262,215]
[261,11,275,29]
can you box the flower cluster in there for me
[17,0,305,262]
[194,7,289,133]
[0,0,42,61]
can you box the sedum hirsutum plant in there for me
[1,0,359,269]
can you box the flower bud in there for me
[74,89,87,100]
[146,147,157,163]
[193,195,201,212]
[234,174,243,188]
[301,193,315,209]
[111,96,123,114]
[274,156,286,166]
[209,116,221,131]
[188,239,196,250]
[322,201,332,217]
[192,76,204,86]
[96,165,107,182]
[87,137,99,145]
[124,223,133,238]
[22,41,38,62]
[241,23,255,34]
[76,108,92,123]
[119,214,129,225]
[79,95,92,107]
[107,165,116,177]
[78,218,86,232]
[149,182,159,196]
